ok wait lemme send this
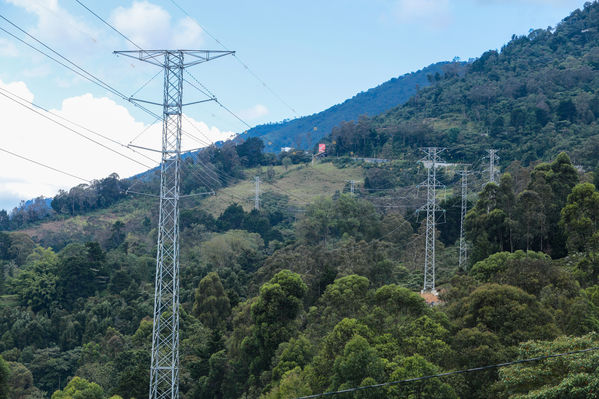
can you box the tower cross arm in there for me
[113,50,235,67]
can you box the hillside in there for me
[5,3,599,399]
[236,61,466,152]
[326,2,599,171]
[12,161,364,249]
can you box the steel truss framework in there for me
[419,147,445,294]
[457,167,470,270]
[114,49,233,399]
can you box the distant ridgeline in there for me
[234,61,466,152]
[325,2,599,169]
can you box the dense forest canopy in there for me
[5,2,599,399]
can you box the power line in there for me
[167,0,299,117]
[0,146,90,183]
[0,89,154,169]
[0,86,157,166]
[263,180,312,203]
[183,70,252,130]
[72,1,252,133]
[130,69,163,99]
[0,12,239,193]
[74,0,141,50]
[128,116,161,145]
[294,346,599,399]
[0,16,165,123]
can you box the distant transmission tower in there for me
[457,166,470,270]
[487,149,499,184]
[115,49,234,399]
[254,176,261,210]
[419,147,445,294]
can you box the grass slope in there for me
[202,161,364,215]
[16,161,364,245]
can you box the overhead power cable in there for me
[167,0,299,117]
[0,86,157,166]
[74,0,141,50]
[0,14,225,183]
[0,89,154,169]
[0,13,240,200]
[184,70,252,129]
[73,1,252,132]
[73,0,254,193]
[294,346,599,399]
[0,16,164,123]
[0,146,90,183]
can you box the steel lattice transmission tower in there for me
[114,49,233,399]
[457,166,470,270]
[254,176,261,210]
[487,149,499,184]
[418,147,445,294]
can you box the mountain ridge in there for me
[235,61,466,152]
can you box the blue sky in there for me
[0,0,589,209]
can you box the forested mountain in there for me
[235,61,466,152]
[325,2,599,171]
[4,2,599,399]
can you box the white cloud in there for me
[392,0,452,29]
[181,117,236,145]
[173,17,204,48]
[6,0,100,52]
[239,104,269,121]
[110,1,204,49]
[0,79,232,209]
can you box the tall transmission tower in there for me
[418,147,445,294]
[487,149,499,184]
[254,176,261,210]
[457,166,470,270]
[114,49,234,399]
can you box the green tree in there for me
[192,272,231,331]
[452,284,559,346]
[282,157,292,171]
[261,367,311,399]
[494,334,599,398]
[0,356,8,399]
[315,275,370,331]
[51,376,103,399]
[244,270,307,381]
[397,315,453,367]
[271,336,313,381]
[515,190,545,251]
[297,195,380,245]
[468,250,578,297]
[12,247,59,313]
[57,243,105,307]
[330,335,385,391]
[560,182,599,253]
[466,181,513,263]
[200,230,264,271]
[386,355,457,399]
[528,153,579,257]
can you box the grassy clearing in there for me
[16,162,365,239]
[202,162,364,215]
